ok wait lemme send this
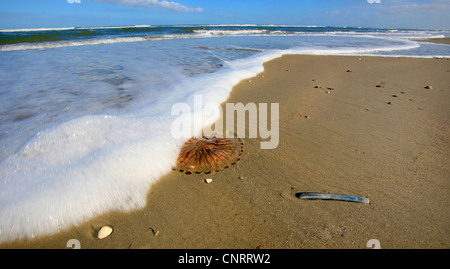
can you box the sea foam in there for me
[0,45,281,243]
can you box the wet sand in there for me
[1,55,449,249]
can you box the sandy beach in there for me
[2,52,449,249]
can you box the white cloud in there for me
[92,0,204,12]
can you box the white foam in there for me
[2,27,447,52]
[291,37,421,55]
[0,27,77,32]
[0,25,156,32]
[0,46,284,243]
[196,24,322,28]
[0,34,199,51]
[0,37,149,51]
[193,29,270,36]
[0,114,184,241]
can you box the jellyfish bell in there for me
[175,134,243,174]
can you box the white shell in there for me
[97,225,113,239]
[205,178,213,183]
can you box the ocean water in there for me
[0,25,449,243]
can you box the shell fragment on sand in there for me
[296,192,370,204]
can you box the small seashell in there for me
[248,80,252,83]
[424,85,433,89]
[205,178,213,183]
[305,115,309,119]
[326,91,330,94]
[97,225,113,239]
[239,176,246,180]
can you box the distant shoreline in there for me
[414,37,450,45]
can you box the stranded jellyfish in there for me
[176,135,243,174]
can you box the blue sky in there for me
[0,0,449,30]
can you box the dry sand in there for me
[1,54,449,249]
[415,37,450,45]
